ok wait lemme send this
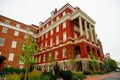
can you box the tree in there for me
[17,40,40,80]
[104,58,117,72]
[67,47,76,72]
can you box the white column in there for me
[89,24,94,41]
[79,17,83,36]
[93,27,97,43]
[84,20,89,39]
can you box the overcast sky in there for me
[0,0,120,62]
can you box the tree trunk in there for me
[24,68,28,80]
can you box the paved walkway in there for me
[85,72,117,80]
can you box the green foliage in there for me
[83,70,92,75]
[59,70,72,80]
[6,73,21,80]
[28,70,41,80]
[40,75,51,80]
[1,67,25,74]
[42,72,57,80]
[104,58,118,71]
[17,41,40,67]
[72,74,86,80]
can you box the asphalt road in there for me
[102,72,120,80]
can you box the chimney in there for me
[54,8,57,14]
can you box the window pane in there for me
[0,38,5,46]
[16,24,20,28]
[8,53,14,61]
[4,20,10,24]
[63,22,66,28]
[11,41,17,48]
[2,27,8,33]
[63,32,67,42]
[14,31,19,36]
[55,51,58,60]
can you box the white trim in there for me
[71,10,95,26]
[37,39,100,55]
[38,14,71,37]
[38,3,75,29]
[0,22,33,35]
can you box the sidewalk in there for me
[85,72,116,80]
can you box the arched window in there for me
[97,49,100,60]
[74,46,81,59]
[86,46,90,53]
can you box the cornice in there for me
[0,22,33,35]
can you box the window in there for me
[50,38,53,47]
[46,24,49,28]
[56,16,59,21]
[51,30,53,35]
[46,33,48,38]
[45,41,48,49]
[4,20,10,24]
[8,53,14,61]
[56,26,59,32]
[63,32,67,42]
[41,35,44,41]
[24,34,29,39]
[14,31,19,36]
[39,56,41,63]
[41,43,43,50]
[0,38,5,46]
[2,27,8,33]
[43,54,46,62]
[56,36,59,45]
[62,48,67,58]
[51,20,53,24]
[74,32,77,39]
[16,24,20,28]
[11,41,17,48]
[20,66,23,69]
[55,51,58,60]
[62,11,66,16]
[26,27,29,31]
[49,53,52,61]
[63,22,66,29]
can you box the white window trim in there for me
[11,41,17,48]
[63,32,67,42]
[62,11,66,16]
[51,30,53,35]
[63,48,67,58]
[16,24,20,28]
[56,26,59,32]
[55,51,58,60]
[50,38,53,47]
[8,53,14,61]
[63,22,66,29]
[56,36,59,45]
[2,27,8,33]
[14,31,19,36]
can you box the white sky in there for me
[0,0,120,62]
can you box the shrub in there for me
[42,72,57,80]
[28,70,41,80]
[72,72,86,80]
[6,73,21,80]
[59,70,72,80]
[83,70,92,75]
[40,75,51,80]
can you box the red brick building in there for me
[0,15,36,68]
[34,3,104,71]
[0,3,104,71]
